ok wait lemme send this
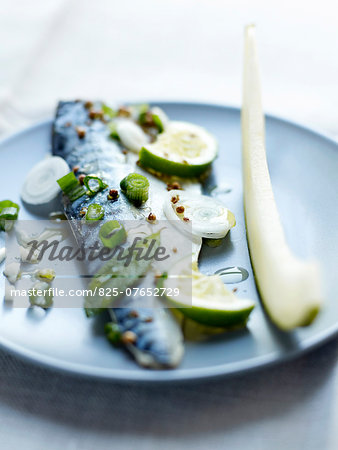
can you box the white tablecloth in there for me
[1,1,338,448]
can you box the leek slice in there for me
[242,25,322,330]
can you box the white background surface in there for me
[1,0,338,448]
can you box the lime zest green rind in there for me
[139,147,212,177]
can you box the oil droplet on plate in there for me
[207,184,232,196]
[214,266,249,284]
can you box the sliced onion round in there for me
[163,190,235,239]
[21,156,70,216]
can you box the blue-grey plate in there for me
[0,102,337,382]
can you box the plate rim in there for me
[0,101,337,383]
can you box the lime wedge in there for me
[163,259,255,327]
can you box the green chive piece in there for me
[120,173,149,206]
[104,322,122,345]
[83,175,108,195]
[108,121,120,140]
[57,172,86,202]
[57,172,77,192]
[134,104,149,123]
[99,220,127,249]
[85,204,105,222]
[137,105,164,133]
[152,113,164,133]
[101,103,117,119]
[0,200,20,231]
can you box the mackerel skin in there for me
[53,101,137,245]
[52,101,184,368]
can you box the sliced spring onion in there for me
[68,185,86,202]
[83,175,108,195]
[101,103,116,118]
[57,172,86,202]
[85,230,161,313]
[35,268,56,282]
[57,172,77,192]
[150,107,169,133]
[163,190,236,238]
[152,113,165,133]
[242,25,322,329]
[108,121,120,140]
[115,120,149,153]
[132,103,149,121]
[21,156,70,215]
[99,220,127,248]
[104,322,122,345]
[85,204,105,222]
[29,281,53,309]
[120,173,149,205]
[138,106,168,132]
[0,200,20,231]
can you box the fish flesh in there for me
[52,100,184,368]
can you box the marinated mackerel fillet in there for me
[52,101,184,368]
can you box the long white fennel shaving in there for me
[241,25,322,330]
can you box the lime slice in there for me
[139,121,218,177]
[163,258,255,327]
